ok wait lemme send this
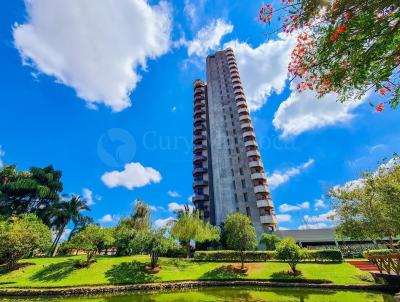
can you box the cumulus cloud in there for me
[101,162,162,190]
[268,159,315,189]
[168,202,193,213]
[276,214,292,223]
[304,210,336,223]
[314,199,326,209]
[13,0,172,111]
[187,19,233,57]
[82,188,95,206]
[167,190,181,198]
[0,145,5,168]
[273,81,367,138]
[224,34,295,111]
[279,201,310,213]
[298,223,328,230]
[154,216,174,228]
[98,214,119,225]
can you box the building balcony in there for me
[231,71,239,78]
[251,172,267,181]
[240,122,252,129]
[228,59,236,64]
[237,101,247,108]
[192,194,209,203]
[193,155,207,163]
[257,199,274,208]
[193,167,208,175]
[260,214,278,225]
[249,160,263,168]
[246,149,260,157]
[193,134,206,143]
[194,108,205,115]
[194,98,205,105]
[235,93,246,101]
[238,107,249,115]
[194,87,205,94]
[194,125,205,132]
[233,83,242,89]
[226,49,234,55]
[242,131,255,139]
[228,61,237,68]
[194,116,206,123]
[234,86,244,93]
[230,66,239,72]
[239,115,251,122]
[193,180,209,188]
[193,144,206,153]
[254,185,269,194]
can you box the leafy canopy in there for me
[0,214,52,269]
[275,237,305,273]
[259,233,282,251]
[260,0,400,111]
[329,156,400,244]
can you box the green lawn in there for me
[0,256,374,288]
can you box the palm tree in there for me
[49,195,90,256]
[68,215,94,240]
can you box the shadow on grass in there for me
[30,259,77,282]
[200,265,247,280]
[164,258,192,270]
[105,261,160,285]
[0,262,35,275]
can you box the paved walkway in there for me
[347,260,380,273]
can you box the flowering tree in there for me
[259,0,400,112]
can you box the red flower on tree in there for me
[375,103,384,112]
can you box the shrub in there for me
[194,250,276,262]
[259,233,282,251]
[275,238,305,274]
[305,250,343,262]
[362,249,398,258]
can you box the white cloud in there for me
[279,201,309,213]
[298,223,328,230]
[188,194,194,203]
[101,162,162,190]
[273,81,367,138]
[0,145,5,168]
[304,210,336,223]
[167,190,181,198]
[154,216,174,228]
[224,34,295,111]
[276,214,292,223]
[150,205,165,212]
[314,199,326,209]
[98,214,118,225]
[168,202,193,213]
[268,159,315,189]
[82,188,95,206]
[188,19,233,57]
[184,0,207,30]
[13,0,172,112]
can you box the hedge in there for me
[362,249,398,258]
[194,249,343,262]
[194,250,276,262]
[305,250,343,262]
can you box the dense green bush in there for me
[362,249,398,258]
[305,250,343,262]
[194,250,276,262]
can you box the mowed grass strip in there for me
[0,256,374,288]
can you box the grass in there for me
[0,256,374,288]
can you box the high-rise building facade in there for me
[192,48,278,236]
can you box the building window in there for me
[233,129,236,135]
[243,192,248,202]
[234,137,238,144]
[239,168,244,175]
[236,147,240,154]
[234,193,238,203]
[241,179,246,188]
[232,180,236,190]
[228,149,231,155]
[246,207,251,217]
[231,169,234,176]
[230,114,233,119]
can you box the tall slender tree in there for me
[49,195,90,256]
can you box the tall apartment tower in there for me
[192,48,278,236]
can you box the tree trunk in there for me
[50,223,67,256]
[186,242,191,259]
[151,252,158,269]
[240,251,245,270]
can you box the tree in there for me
[223,213,257,270]
[170,206,220,258]
[114,200,152,256]
[49,195,90,256]
[0,214,52,270]
[259,1,400,111]
[260,233,282,251]
[275,238,305,274]
[0,165,63,225]
[68,215,94,240]
[329,156,400,246]
[68,224,114,266]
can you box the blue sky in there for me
[0,0,398,232]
